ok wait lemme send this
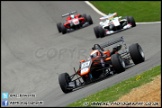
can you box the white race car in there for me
[94,12,136,38]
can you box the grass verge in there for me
[67,65,161,107]
[90,1,161,22]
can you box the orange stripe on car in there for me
[105,57,111,61]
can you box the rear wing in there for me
[70,11,77,14]
[62,13,70,17]
[99,12,117,20]
[100,36,124,48]
[61,11,77,17]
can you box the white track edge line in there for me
[84,1,161,24]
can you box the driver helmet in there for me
[80,59,85,63]
[109,17,113,21]
[90,50,101,58]
[99,22,104,26]
[70,14,75,19]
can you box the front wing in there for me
[105,23,132,35]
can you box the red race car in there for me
[57,11,93,34]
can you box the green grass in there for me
[67,65,161,107]
[90,1,161,22]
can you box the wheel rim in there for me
[119,56,125,68]
[121,59,125,68]
[139,46,145,59]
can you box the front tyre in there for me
[129,43,145,65]
[94,26,100,38]
[98,26,105,38]
[82,14,87,22]
[58,73,73,93]
[127,16,136,27]
[57,22,62,33]
[86,15,93,24]
[60,24,67,34]
[111,54,125,73]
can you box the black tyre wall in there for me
[111,54,125,73]
[98,26,105,38]
[129,43,145,64]
[57,22,62,33]
[82,14,87,22]
[60,24,67,34]
[58,73,72,93]
[94,26,100,38]
[127,16,136,27]
[86,15,93,24]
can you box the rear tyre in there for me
[58,73,73,93]
[57,22,62,33]
[111,54,125,73]
[60,24,67,34]
[94,26,100,38]
[127,16,136,27]
[86,15,93,24]
[129,43,145,64]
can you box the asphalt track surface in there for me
[1,1,161,107]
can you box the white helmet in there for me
[70,15,75,19]
[99,22,104,26]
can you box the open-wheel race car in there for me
[57,11,93,34]
[58,36,145,93]
[94,12,136,38]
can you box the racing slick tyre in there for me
[129,43,145,65]
[127,16,136,27]
[58,73,73,93]
[111,54,125,73]
[86,15,93,24]
[94,26,100,38]
[82,14,87,22]
[98,26,105,38]
[57,22,62,33]
[60,24,67,34]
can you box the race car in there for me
[57,11,93,34]
[94,12,136,38]
[58,36,145,93]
